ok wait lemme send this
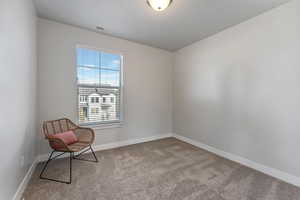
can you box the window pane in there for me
[77,67,100,85]
[101,52,121,70]
[78,87,121,124]
[101,69,120,87]
[77,48,100,67]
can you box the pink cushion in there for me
[52,131,78,145]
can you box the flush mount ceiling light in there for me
[147,0,173,11]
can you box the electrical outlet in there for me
[20,155,24,167]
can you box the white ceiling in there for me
[34,0,290,51]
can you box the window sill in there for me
[81,122,123,130]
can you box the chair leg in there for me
[69,152,72,184]
[39,150,55,179]
[40,151,73,184]
[73,145,98,163]
[90,145,98,163]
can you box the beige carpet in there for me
[23,138,300,200]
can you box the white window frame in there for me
[76,45,124,129]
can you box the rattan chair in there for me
[40,118,98,184]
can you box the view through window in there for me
[77,47,122,125]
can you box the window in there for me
[79,95,87,102]
[77,47,122,125]
[91,97,95,103]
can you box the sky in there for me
[77,48,121,86]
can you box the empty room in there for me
[2,0,300,199]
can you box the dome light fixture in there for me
[147,0,173,12]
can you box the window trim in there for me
[75,44,124,128]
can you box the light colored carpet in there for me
[23,138,300,200]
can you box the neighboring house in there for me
[78,87,119,123]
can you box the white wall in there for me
[37,19,173,154]
[174,0,300,177]
[0,0,37,199]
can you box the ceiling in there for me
[34,0,290,51]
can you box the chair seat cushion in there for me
[52,131,78,145]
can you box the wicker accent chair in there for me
[40,118,98,184]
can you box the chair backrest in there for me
[43,118,77,138]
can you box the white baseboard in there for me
[38,133,173,162]
[93,133,173,152]
[12,158,39,200]
[173,133,300,187]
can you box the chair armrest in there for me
[73,127,95,144]
[47,136,70,152]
